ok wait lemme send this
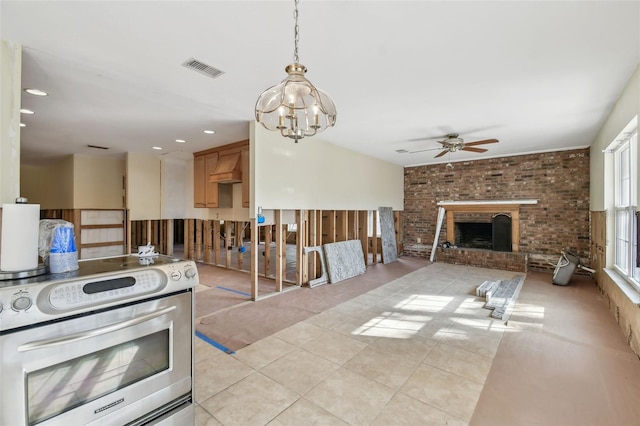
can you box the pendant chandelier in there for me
[255,0,337,142]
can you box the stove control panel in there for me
[48,269,165,310]
[0,257,199,331]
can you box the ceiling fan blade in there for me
[462,147,488,153]
[464,138,499,147]
[408,135,445,142]
[434,150,449,158]
[408,147,444,154]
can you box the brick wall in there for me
[403,148,591,272]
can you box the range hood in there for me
[209,152,242,184]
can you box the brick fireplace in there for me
[438,200,537,252]
[433,200,537,272]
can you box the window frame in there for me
[610,125,639,288]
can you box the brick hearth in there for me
[435,247,528,272]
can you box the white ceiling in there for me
[2,1,639,167]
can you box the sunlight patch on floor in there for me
[351,312,433,339]
[394,294,455,313]
[452,297,488,315]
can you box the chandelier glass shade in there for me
[255,64,336,141]
[255,0,336,142]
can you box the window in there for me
[610,119,639,287]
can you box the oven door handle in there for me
[18,305,177,352]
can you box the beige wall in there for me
[21,151,250,221]
[21,156,74,209]
[251,122,404,214]
[21,155,123,209]
[162,157,188,220]
[126,153,161,220]
[0,40,22,204]
[73,154,124,209]
[590,63,640,210]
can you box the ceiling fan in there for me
[400,133,499,158]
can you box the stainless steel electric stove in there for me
[0,254,198,426]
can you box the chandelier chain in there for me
[254,0,336,141]
[293,0,299,64]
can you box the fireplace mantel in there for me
[437,200,538,252]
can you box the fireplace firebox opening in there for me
[454,214,512,252]
[455,222,492,250]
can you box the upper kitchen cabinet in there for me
[193,140,249,209]
[204,152,220,208]
[193,151,219,208]
[193,155,206,208]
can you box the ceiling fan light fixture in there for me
[255,0,336,142]
[446,151,454,168]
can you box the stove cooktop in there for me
[0,254,184,288]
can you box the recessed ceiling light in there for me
[175,139,186,143]
[152,146,163,150]
[20,109,35,115]
[20,123,26,127]
[24,88,48,96]
[203,130,215,134]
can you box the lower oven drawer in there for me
[0,291,193,426]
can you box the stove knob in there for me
[12,295,32,311]
[184,266,196,279]
[170,271,182,281]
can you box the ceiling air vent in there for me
[87,144,109,150]
[182,57,225,79]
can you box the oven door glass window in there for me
[26,329,169,425]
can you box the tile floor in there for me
[193,263,516,425]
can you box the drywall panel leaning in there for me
[379,207,398,264]
[323,240,366,283]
